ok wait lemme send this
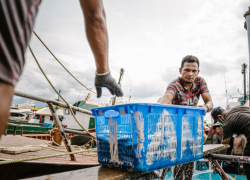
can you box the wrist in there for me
[96,71,110,76]
[96,67,110,74]
[204,104,209,112]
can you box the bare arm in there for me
[198,92,213,113]
[157,93,174,104]
[80,0,109,74]
[242,136,247,155]
[218,137,231,154]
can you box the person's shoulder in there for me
[194,76,206,82]
[168,77,180,85]
[231,105,249,112]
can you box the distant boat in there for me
[9,108,33,121]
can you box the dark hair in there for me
[181,55,200,69]
[211,107,225,123]
[213,126,221,130]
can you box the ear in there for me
[197,69,200,75]
[179,68,182,74]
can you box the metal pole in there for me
[209,154,250,163]
[47,102,76,161]
[244,7,250,103]
[242,63,247,103]
[14,90,92,115]
[244,64,247,103]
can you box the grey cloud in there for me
[200,61,229,76]
[130,81,165,100]
[161,67,179,85]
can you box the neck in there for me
[180,78,193,89]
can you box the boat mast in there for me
[112,68,125,105]
[242,63,247,103]
[244,7,250,104]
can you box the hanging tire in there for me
[70,135,96,146]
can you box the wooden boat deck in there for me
[24,144,230,180]
[0,135,98,165]
[0,135,98,180]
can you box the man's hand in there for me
[95,72,123,98]
[198,104,208,113]
[157,93,173,104]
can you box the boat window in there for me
[10,113,25,117]
[50,116,54,121]
[64,109,70,115]
[33,115,40,119]
[10,113,19,117]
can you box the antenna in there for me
[129,80,133,100]
[56,90,61,101]
[224,73,228,105]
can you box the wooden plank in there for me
[1,146,42,154]
[203,144,230,156]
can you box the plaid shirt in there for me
[166,77,209,106]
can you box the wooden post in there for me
[208,157,228,180]
[4,127,7,136]
[47,102,76,161]
[13,126,16,136]
[174,164,187,180]
[21,126,23,136]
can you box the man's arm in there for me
[242,136,247,155]
[198,92,213,112]
[80,0,108,74]
[80,0,123,98]
[157,93,173,104]
[218,137,231,154]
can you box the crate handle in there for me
[104,110,120,118]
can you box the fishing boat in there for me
[6,99,105,136]
[9,108,33,121]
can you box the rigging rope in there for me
[28,46,95,138]
[0,149,97,165]
[32,31,110,96]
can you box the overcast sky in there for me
[14,0,250,121]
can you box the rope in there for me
[32,31,110,96]
[28,46,95,138]
[0,149,97,165]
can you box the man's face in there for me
[215,127,221,134]
[179,62,200,84]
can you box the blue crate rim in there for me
[91,103,206,112]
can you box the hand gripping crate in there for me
[91,103,205,172]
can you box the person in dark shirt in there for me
[212,123,222,144]
[157,55,213,180]
[211,106,250,179]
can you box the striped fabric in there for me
[0,0,41,86]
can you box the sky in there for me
[14,0,250,122]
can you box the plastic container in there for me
[91,103,205,172]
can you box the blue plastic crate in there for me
[91,103,205,172]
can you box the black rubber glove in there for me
[95,72,123,98]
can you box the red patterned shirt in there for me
[166,77,209,106]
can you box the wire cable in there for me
[28,45,95,138]
[32,31,110,96]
